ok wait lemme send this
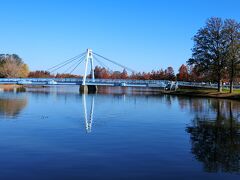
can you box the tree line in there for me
[26,65,202,82]
[0,53,213,82]
[28,71,81,78]
[94,64,212,82]
[1,54,236,83]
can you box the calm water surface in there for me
[0,87,239,180]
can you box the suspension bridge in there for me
[0,48,227,92]
[0,49,174,93]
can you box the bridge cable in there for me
[50,54,85,73]
[47,52,85,71]
[48,52,85,71]
[63,55,86,74]
[93,52,136,73]
[69,55,86,74]
[93,55,112,72]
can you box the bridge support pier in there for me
[80,85,98,94]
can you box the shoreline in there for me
[0,84,25,92]
[161,89,240,100]
[1,84,240,100]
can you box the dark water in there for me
[0,87,240,180]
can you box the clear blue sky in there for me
[1,0,240,74]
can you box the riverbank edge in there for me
[161,89,240,100]
[1,85,240,100]
[0,84,24,91]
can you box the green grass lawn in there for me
[178,87,240,94]
[222,88,240,93]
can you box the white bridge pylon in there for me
[82,49,95,85]
[46,48,135,83]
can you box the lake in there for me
[0,86,239,180]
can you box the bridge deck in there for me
[0,78,238,89]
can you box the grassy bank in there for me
[164,88,240,100]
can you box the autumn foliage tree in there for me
[0,54,29,78]
[128,67,176,80]
[28,71,81,78]
[94,66,110,79]
[55,73,81,78]
[177,64,189,81]
[94,66,129,79]
[165,66,175,80]
[28,71,54,78]
[94,66,176,80]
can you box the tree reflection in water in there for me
[185,98,240,173]
[0,95,27,118]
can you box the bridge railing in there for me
[87,78,170,84]
[0,78,83,83]
[1,78,240,89]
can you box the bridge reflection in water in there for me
[1,90,240,173]
[80,95,240,171]
[82,94,94,133]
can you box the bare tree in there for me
[224,19,240,93]
[188,17,229,92]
